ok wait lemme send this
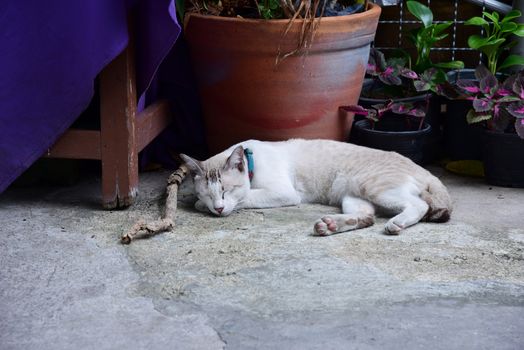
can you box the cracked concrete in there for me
[1,166,523,349]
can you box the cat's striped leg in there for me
[313,196,375,236]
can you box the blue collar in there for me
[244,148,254,182]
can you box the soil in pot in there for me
[482,130,524,188]
[352,117,431,165]
[184,3,382,153]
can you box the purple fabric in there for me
[135,0,180,99]
[0,0,180,193]
[139,37,209,170]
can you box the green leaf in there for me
[432,22,452,34]
[432,69,449,85]
[407,28,423,46]
[478,40,506,59]
[485,37,506,46]
[434,61,465,69]
[407,1,433,28]
[433,33,449,42]
[514,24,524,37]
[484,11,500,25]
[467,35,486,49]
[390,48,412,67]
[466,109,492,124]
[465,17,489,26]
[414,80,431,92]
[500,22,518,33]
[468,35,505,50]
[498,54,524,71]
[501,9,521,23]
[386,57,406,67]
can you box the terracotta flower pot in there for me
[184,4,382,153]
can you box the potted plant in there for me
[341,49,432,164]
[442,9,524,161]
[342,0,464,164]
[181,0,382,153]
[454,65,524,187]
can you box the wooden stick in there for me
[121,164,189,244]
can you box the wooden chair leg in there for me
[99,45,138,209]
[47,18,172,209]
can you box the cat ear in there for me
[180,154,204,177]
[224,145,245,172]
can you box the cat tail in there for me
[421,177,453,223]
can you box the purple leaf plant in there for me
[366,49,419,87]
[346,48,450,130]
[340,100,427,130]
[455,65,524,139]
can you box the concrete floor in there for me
[1,165,523,349]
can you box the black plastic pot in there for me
[442,69,483,160]
[352,118,431,164]
[482,130,524,188]
[353,79,442,163]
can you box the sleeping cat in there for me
[180,139,452,235]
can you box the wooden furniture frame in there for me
[45,42,171,209]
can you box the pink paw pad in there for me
[322,217,338,232]
[314,222,327,236]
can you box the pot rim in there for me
[359,93,432,104]
[446,68,506,84]
[483,128,523,139]
[185,2,380,25]
[354,119,431,136]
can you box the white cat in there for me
[180,139,452,235]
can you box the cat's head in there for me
[180,146,250,216]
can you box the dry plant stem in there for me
[285,0,297,14]
[276,0,323,65]
[279,0,295,18]
[277,0,307,64]
[253,0,263,17]
[121,164,189,244]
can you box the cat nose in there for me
[214,207,224,214]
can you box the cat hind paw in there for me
[385,220,404,235]
[313,217,338,236]
[313,214,374,236]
